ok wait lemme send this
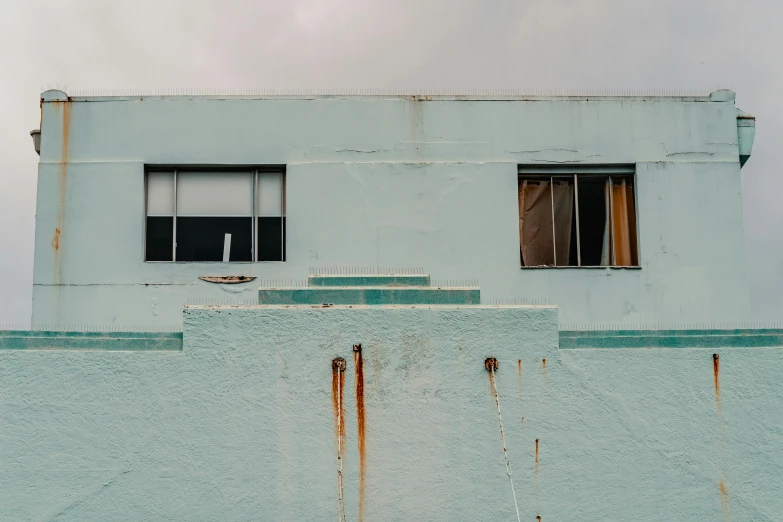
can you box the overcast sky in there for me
[1,0,780,325]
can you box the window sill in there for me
[520,265,641,269]
[144,261,285,263]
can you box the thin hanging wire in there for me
[492,366,521,522]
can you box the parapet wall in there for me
[1,307,781,520]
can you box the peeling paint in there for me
[51,227,61,251]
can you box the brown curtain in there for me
[519,180,573,266]
[610,178,638,266]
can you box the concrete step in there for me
[308,274,431,287]
[258,286,479,305]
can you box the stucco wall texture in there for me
[31,92,750,327]
[2,306,781,521]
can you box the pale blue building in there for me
[31,88,755,328]
[2,88,779,522]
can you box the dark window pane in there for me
[257,217,285,261]
[577,179,608,266]
[626,181,639,266]
[568,196,578,266]
[176,217,252,262]
[146,216,173,261]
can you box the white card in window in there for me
[177,171,253,217]
[146,172,174,216]
[257,172,283,217]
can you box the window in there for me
[145,168,285,262]
[518,165,638,267]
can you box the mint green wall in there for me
[32,92,750,326]
[2,307,781,520]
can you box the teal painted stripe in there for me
[308,275,431,287]
[0,331,183,351]
[559,329,783,349]
[259,287,480,305]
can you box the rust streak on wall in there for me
[353,345,366,522]
[332,362,345,449]
[517,359,522,396]
[535,438,539,474]
[719,479,729,521]
[713,354,729,520]
[52,100,71,287]
[713,353,721,412]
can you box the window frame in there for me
[143,165,286,263]
[517,164,640,269]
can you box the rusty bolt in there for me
[713,353,719,361]
[332,357,346,372]
[353,344,362,353]
[485,357,499,371]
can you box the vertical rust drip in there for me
[713,353,721,411]
[537,517,542,521]
[353,344,366,522]
[51,101,71,297]
[535,438,539,472]
[486,358,499,396]
[517,359,522,396]
[719,479,729,521]
[332,359,346,449]
[713,354,729,520]
[332,357,347,522]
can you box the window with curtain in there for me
[518,165,638,267]
[145,168,285,262]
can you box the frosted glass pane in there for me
[177,172,252,216]
[146,172,174,216]
[257,172,283,216]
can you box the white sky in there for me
[1,0,781,325]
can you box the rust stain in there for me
[713,354,729,521]
[52,100,71,288]
[719,479,729,520]
[713,353,721,410]
[535,438,539,472]
[485,358,499,396]
[488,366,495,396]
[537,517,542,521]
[517,359,522,395]
[331,358,346,448]
[353,344,366,522]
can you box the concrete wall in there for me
[32,93,750,326]
[2,306,781,521]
